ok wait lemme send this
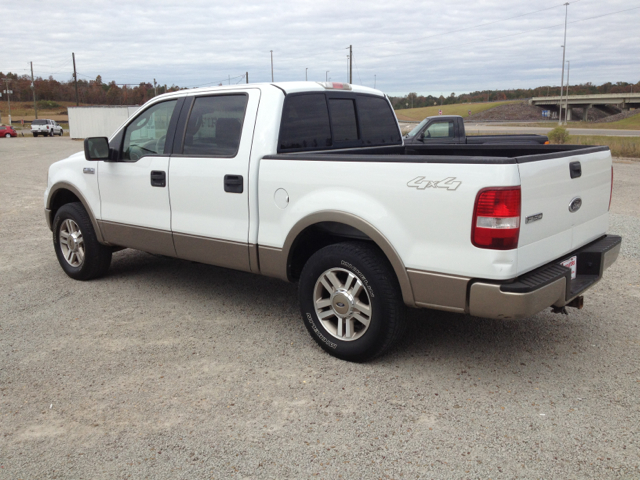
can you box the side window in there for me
[122,100,177,161]
[329,98,358,142]
[279,94,331,151]
[424,121,454,138]
[357,95,401,145]
[182,95,248,157]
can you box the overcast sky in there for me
[2,0,638,96]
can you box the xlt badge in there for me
[407,176,461,191]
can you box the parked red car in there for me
[0,125,18,138]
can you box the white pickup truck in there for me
[44,82,621,361]
[32,119,63,137]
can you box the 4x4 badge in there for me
[407,176,461,191]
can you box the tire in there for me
[52,202,112,280]
[4,133,10,138]
[298,241,406,362]
[49,130,54,137]
[33,133,38,137]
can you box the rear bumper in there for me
[468,235,621,319]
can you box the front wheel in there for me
[52,202,112,280]
[4,133,10,138]
[298,242,406,362]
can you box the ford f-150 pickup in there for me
[403,114,548,145]
[44,82,621,361]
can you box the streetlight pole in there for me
[305,68,308,81]
[558,2,569,125]
[326,71,329,82]
[374,75,376,89]
[270,50,274,82]
[2,78,12,126]
[564,60,570,124]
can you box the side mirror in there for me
[418,131,425,141]
[84,137,110,161]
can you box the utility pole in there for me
[270,50,274,82]
[347,55,349,82]
[246,72,249,84]
[72,52,79,106]
[326,71,329,82]
[305,68,308,81]
[374,74,376,89]
[2,78,12,125]
[153,78,157,96]
[558,2,569,125]
[349,45,352,83]
[229,75,231,85]
[31,62,38,119]
[565,60,570,123]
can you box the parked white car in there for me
[44,82,621,361]
[31,119,63,137]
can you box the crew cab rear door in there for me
[168,89,260,272]
[516,147,612,273]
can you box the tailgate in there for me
[516,147,612,274]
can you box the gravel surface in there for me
[1,138,639,479]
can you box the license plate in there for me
[561,256,577,280]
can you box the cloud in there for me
[2,0,638,95]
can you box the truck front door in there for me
[418,119,459,144]
[98,98,180,255]
[168,89,260,272]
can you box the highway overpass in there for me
[530,93,640,120]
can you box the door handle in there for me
[224,174,243,193]
[150,170,166,187]
[569,161,581,179]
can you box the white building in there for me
[68,106,140,139]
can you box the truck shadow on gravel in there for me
[106,250,594,366]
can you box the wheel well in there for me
[287,222,378,281]
[50,189,80,219]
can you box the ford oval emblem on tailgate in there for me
[569,197,582,213]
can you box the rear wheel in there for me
[298,242,406,362]
[33,133,38,137]
[4,133,10,138]
[53,202,112,280]
[49,130,54,137]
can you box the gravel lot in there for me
[1,138,639,479]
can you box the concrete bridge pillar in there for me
[567,106,572,121]
[583,105,592,121]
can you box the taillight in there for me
[609,166,613,211]
[472,187,521,250]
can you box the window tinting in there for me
[279,94,331,151]
[329,98,358,142]
[183,95,247,157]
[122,100,177,160]
[32,119,46,125]
[357,96,401,145]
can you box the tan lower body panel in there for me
[258,246,288,280]
[98,220,176,256]
[407,269,469,313]
[173,233,251,272]
[468,278,566,320]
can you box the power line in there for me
[358,1,581,53]
[366,5,640,61]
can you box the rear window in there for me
[32,120,46,125]
[278,93,400,152]
[329,98,358,142]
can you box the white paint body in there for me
[46,82,613,282]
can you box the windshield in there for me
[405,117,429,137]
